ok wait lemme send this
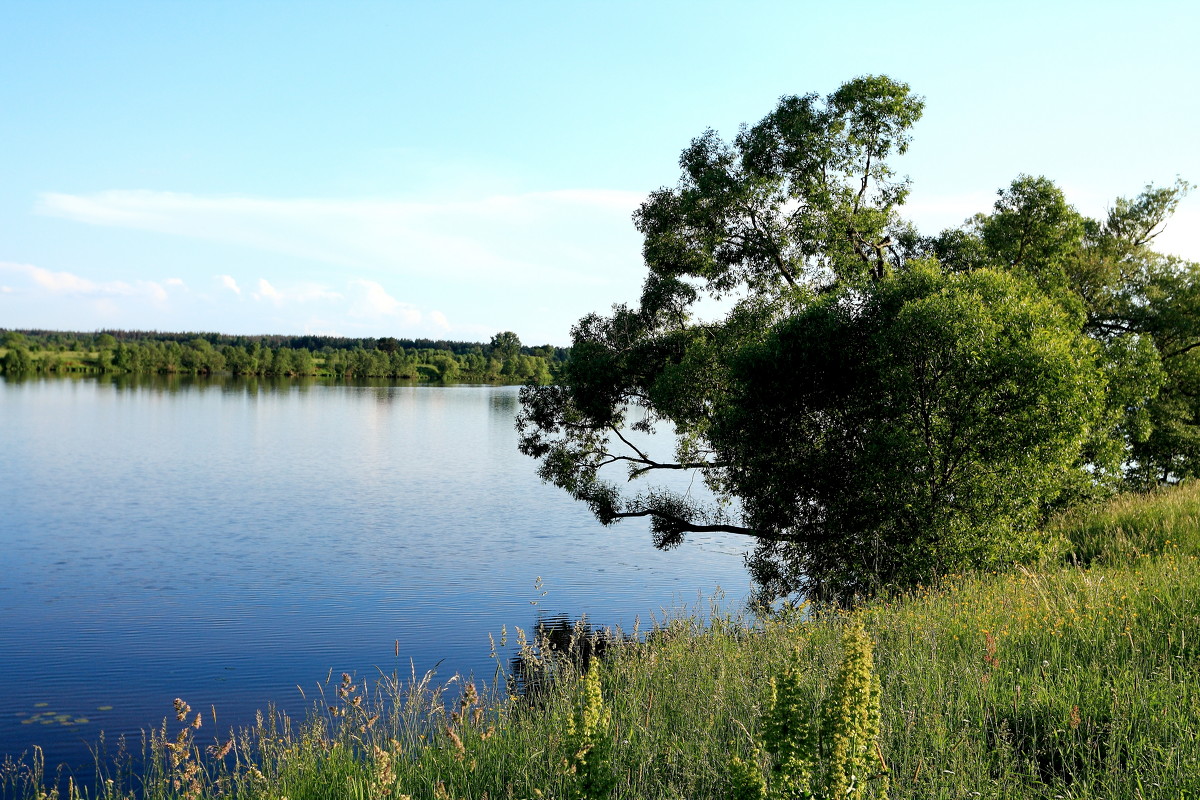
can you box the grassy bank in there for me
[6,484,1200,799]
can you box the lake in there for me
[0,374,750,774]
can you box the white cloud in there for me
[254,278,282,303]
[301,318,343,337]
[35,189,647,288]
[251,278,343,305]
[27,264,95,293]
[218,274,242,295]
[0,259,466,339]
[0,261,171,303]
[348,279,420,324]
[293,284,343,302]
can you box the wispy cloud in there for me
[252,278,343,306]
[254,278,282,303]
[348,279,420,324]
[0,261,173,303]
[0,259,463,338]
[36,189,647,288]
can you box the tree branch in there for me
[610,424,651,462]
[745,205,798,288]
[608,508,787,540]
[599,425,728,478]
[854,149,873,214]
[1164,340,1200,360]
[628,460,729,479]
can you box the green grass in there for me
[1048,480,1200,565]
[5,484,1200,799]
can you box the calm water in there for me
[0,375,750,772]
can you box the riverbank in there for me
[7,484,1199,799]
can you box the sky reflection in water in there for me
[0,375,750,771]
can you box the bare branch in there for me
[628,460,728,479]
[608,508,784,540]
[599,425,728,478]
[609,424,651,462]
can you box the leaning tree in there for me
[518,75,1192,603]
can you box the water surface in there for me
[0,375,750,772]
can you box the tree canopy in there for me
[0,328,564,384]
[517,75,1196,603]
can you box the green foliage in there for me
[518,75,1197,602]
[979,175,1087,303]
[0,329,560,384]
[1,346,33,374]
[821,623,885,799]
[519,76,945,599]
[730,621,886,800]
[954,176,1198,487]
[720,263,1100,600]
[489,331,522,363]
[561,668,617,800]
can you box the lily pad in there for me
[18,704,96,726]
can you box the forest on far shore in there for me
[0,328,563,383]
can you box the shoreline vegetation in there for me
[3,482,1198,799]
[0,329,563,384]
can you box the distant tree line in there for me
[0,329,561,384]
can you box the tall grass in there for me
[4,484,1199,799]
[1048,479,1200,564]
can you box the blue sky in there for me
[2,1,1198,345]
